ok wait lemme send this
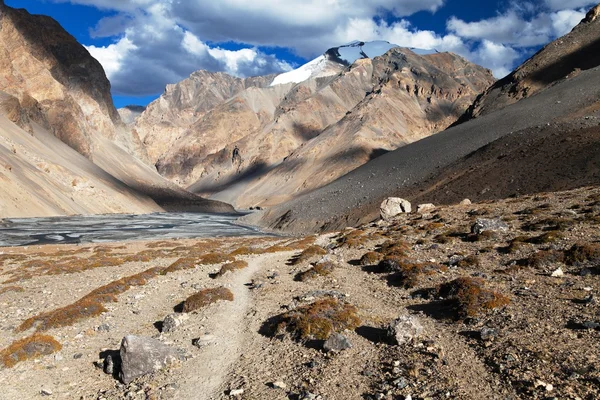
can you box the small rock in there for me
[192,334,216,348]
[479,327,498,341]
[97,324,110,332]
[271,381,287,389]
[460,199,472,205]
[551,268,565,277]
[471,218,509,235]
[73,353,83,359]
[417,203,436,213]
[387,315,423,345]
[162,313,189,334]
[40,389,53,396]
[323,333,352,352]
[535,380,554,392]
[119,335,179,384]
[380,198,412,221]
[229,388,244,396]
[104,354,116,375]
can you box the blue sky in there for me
[5,0,595,108]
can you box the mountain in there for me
[132,42,493,208]
[245,6,600,233]
[0,2,234,217]
[118,105,146,125]
[457,3,600,122]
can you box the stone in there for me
[460,199,472,205]
[416,203,436,213]
[387,315,424,345]
[323,333,352,352]
[479,327,498,341]
[471,218,509,235]
[192,334,216,348]
[40,389,53,396]
[97,323,110,332]
[103,354,117,375]
[119,335,179,384]
[380,198,412,221]
[229,388,244,396]
[551,268,565,277]
[162,313,189,333]
[271,381,287,389]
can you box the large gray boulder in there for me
[119,335,178,384]
[380,198,412,221]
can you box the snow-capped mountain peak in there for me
[270,40,437,87]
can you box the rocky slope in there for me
[458,3,600,122]
[140,46,493,208]
[247,5,600,233]
[118,105,146,126]
[0,1,147,162]
[0,2,235,216]
[134,71,275,163]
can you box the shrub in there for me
[527,231,563,244]
[197,253,235,265]
[182,287,234,313]
[359,252,383,266]
[295,261,336,282]
[564,243,600,265]
[0,334,62,368]
[162,257,197,274]
[387,261,441,289]
[457,255,480,269]
[337,229,367,248]
[378,240,410,257]
[214,261,249,278]
[229,246,260,256]
[503,236,530,254]
[291,246,327,265]
[436,277,510,319]
[527,250,565,269]
[273,297,361,341]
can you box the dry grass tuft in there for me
[378,240,410,257]
[182,287,234,313]
[213,261,249,278]
[295,261,336,282]
[437,277,510,319]
[457,255,481,269]
[229,246,262,256]
[197,253,236,265]
[161,257,197,274]
[386,259,443,288]
[0,334,62,368]
[527,230,563,244]
[17,267,162,332]
[564,243,600,265]
[291,245,327,265]
[0,286,24,295]
[359,251,383,266]
[526,250,565,269]
[273,297,361,341]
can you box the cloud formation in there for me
[67,0,593,97]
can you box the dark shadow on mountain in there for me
[292,122,323,141]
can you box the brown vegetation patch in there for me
[527,230,564,244]
[162,257,197,274]
[272,297,361,341]
[291,245,327,265]
[564,243,600,265]
[229,246,262,256]
[359,251,383,266]
[182,287,234,313]
[295,261,336,282]
[0,286,24,295]
[436,277,510,319]
[526,250,565,269]
[457,255,481,268]
[213,261,249,278]
[378,240,410,257]
[197,253,236,265]
[387,260,443,288]
[0,334,62,368]
[17,267,162,332]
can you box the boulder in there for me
[460,199,472,205]
[119,335,178,384]
[387,315,423,345]
[380,198,412,221]
[416,203,436,213]
[471,218,509,235]
[323,333,352,352]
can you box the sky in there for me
[5,0,597,108]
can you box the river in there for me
[0,212,266,247]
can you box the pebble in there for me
[229,388,244,396]
[271,381,287,389]
[551,268,564,277]
[40,389,53,396]
[192,334,216,348]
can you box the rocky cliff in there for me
[458,3,600,122]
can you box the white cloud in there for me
[54,0,594,95]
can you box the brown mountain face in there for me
[458,3,600,122]
[0,2,148,162]
[139,48,493,208]
[0,2,235,217]
[134,71,275,163]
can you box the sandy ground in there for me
[0,186,599,400]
